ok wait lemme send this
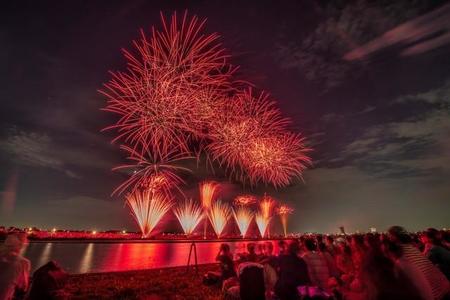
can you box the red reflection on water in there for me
[26,240,285,273]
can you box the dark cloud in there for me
[274,0,438,90]
[344,3,450,60]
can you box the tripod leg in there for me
[193,243,198,274]
[186,243,193,273]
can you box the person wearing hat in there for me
[0,233,31,300]
[388,226,449,300]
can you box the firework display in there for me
[101,11,309,236]
[101,12,234,158]
[208,200,232,238]
[255,195,276,238]
[233,207,253,238]
[199,181,218,238]
[199,181,219,209]
[278,204,294,238]
[174,199,204,235]
[126,190,173,238]
[255,213,270,238]
[233,194,257,206]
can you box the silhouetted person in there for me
[205,243,236,285]
[28,261,68,300]
[239,242,258,262]
[275,240,310,300]
[278,240,288,256]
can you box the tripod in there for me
[186,242,198,274]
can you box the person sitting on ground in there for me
[302,238,331,290]
[0,233,31,300]
[388,226,450,300]
[335,239,354,284]
[258,242,278,299]
[28,260,69,300]
[350,235,367,272]
[421,228,450,280]
[205,243,236,287]
[259,242,278,269]
[257,243,265,260]
[318,242,339,279]
[277,240,288,256]
[325,235,336,256]
[275,240,311,300]
[238,243,258,263]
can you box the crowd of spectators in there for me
[207,226,450,300]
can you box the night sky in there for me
[1,0,449,233]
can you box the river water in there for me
[23,240,282,274]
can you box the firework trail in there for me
[199,181,219,209]
[126,190,173,238]
[174,199,204,235]
[278,204,294,237]
[255,195,276,238]
[233,207,254,238]
[199,181,219,238]
[208,200,231,238]
[112,145,192,196]
[101,12,235,157]
[255,213,269,239]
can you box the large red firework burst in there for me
[101,11,235,157]
[244,132,311,187]
[208,88,310,187]
[207,88,290,180]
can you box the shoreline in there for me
[26,237,289,244]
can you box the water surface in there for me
[23,240,282,274]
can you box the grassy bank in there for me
[66,264,222,299]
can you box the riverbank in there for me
[66,264,222,299]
